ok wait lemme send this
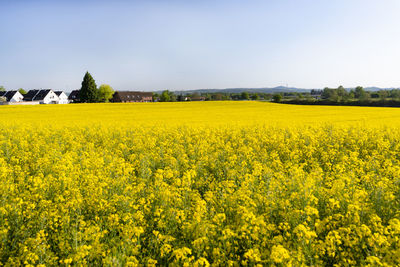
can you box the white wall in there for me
[42,91,59,104]
[9,91,24,102]
[57,92,69,104]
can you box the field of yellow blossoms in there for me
[2,101,400,266]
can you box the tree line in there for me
[155,90,269,102]
[274,86,400,107]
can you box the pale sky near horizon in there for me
[1,0,400,92]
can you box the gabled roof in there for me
[68,90,80,100]
[0,91,21,101]
[24,89,53,101]
[113,91,153,102]
[34,89,52,100]
[54,91,66,97]
[23,90,40,101]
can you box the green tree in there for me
[18,88,27,95]
[321,87,332,99]
[241,91,250,100]
[296,93,304,100]
[379,90,388,101]
[98,84,114,102]
[169,91,177,102]
[272,94,282,102]
[0,86,5,92]
[336,86,349,101]
[222,93,230,100]
[322,87,335,101]
[322,87,343,102]
[251,93,260,100]
[305,93,315,101]
[390,89,400,100]
[160,90,170,102]
[360,92,371,102]
[354,86,366,99]
[177,94,184,101]
[152,93,160,102]
[79,72,98,103]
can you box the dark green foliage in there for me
[283,98,400,107]
[273,94,282,102]
[152,93,160,102]
[79,72,98,103]
[282,86,400,107]
[354,86,366,99]
[390,89,400,99]
[295,93,304,100]
[379,90,389,101]
[169,92,177,102]
[251,93,260,100]
[177,94,185,101]
[160,90,170,102]
[241,91,249,100]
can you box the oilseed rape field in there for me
[2,102,400,266]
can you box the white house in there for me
[54,91,69,104]
[0,91,24,102]
[24,89,59,104]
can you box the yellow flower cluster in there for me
[0,102,400,265]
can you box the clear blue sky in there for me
[1,0,400,91]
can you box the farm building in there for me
[111,91,153,103]
[0,91,24,102]
[24,89,59,104]
[189,95,206,101]
[55,91,69,104]
[68,90,80,103]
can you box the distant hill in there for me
[363,87,397,92]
